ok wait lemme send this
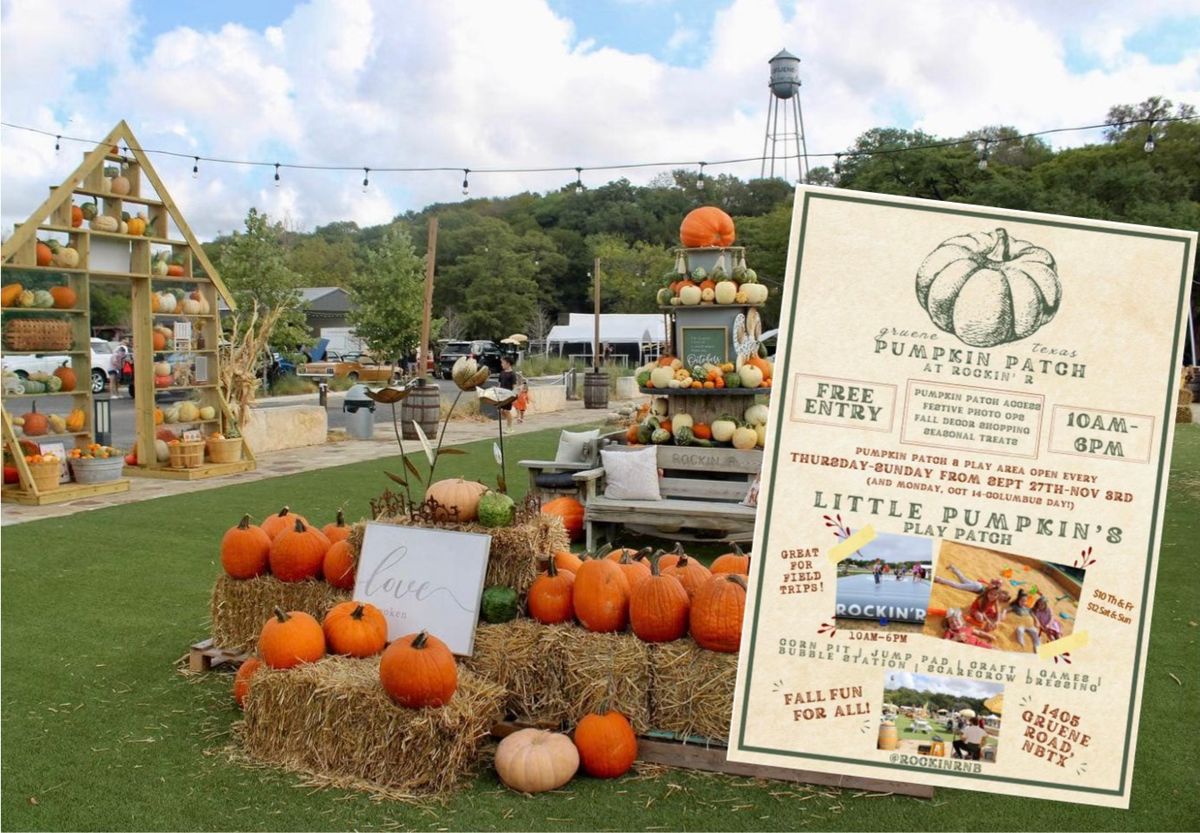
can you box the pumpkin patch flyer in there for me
[729,186,1196,806]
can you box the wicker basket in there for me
[206,436,243,464]
[69,455,125,484]
[167,440,205,469]
[27,460,62,492]
[4,319,72,352]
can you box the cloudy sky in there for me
[2,0,1197,240]
[886,671,1004,701]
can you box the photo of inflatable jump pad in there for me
[922,541,1084,653]
[834,532,934,632]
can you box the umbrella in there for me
[984,694,1003,715]
[958,708,976,720]
[505,333,528,343]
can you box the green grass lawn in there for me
[2,425,1198,831]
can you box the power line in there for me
[0,116,1193,184]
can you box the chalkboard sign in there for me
[680,326,728,366]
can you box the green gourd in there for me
[477,491,516,528]
[480,586,519,624]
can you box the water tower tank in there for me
[768,49,801,99]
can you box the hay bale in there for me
[463,619,558,721]
[363,514,567,597]
[648,639,737,743]
[542,625,652,732]
[238,656,505,797]
[1177,405,1194,424]
[211,575,350,654]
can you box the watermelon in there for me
[481,586,518,624]
[477,490,516,528]
[723,371,741,389]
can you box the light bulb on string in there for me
[362,167,370,192]
[274,163,281,188]
[697,162,706,190]
[54,135,61,154]
[977,140,990,170]
[833,153,842,184]
[192,157,199,179]
[1143,131,1155,153]
[462,169,470,196]
[574,167,583,194]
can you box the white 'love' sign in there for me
[353,523,491,655]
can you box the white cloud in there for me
[2,0,1197,240]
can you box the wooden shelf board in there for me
[123,459,253,480]
[3,390,89,398]
[148,274,197,283]
[0,350,87,357]
[640,386,764,396]
[152,313,215,320]
[71,188,163,207]
[1,477,129,506]
[0,307,87,315]
[10,431,90,441]
[88,269,151,279]
[0,264,86,275]
[657,304,765,311]
[155,419,221,427]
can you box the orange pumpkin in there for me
[20,403,49,437]
[233,657,262,708]
[656,542,687,571]
[261,506,309,539]
[629,556,690,643]
[379,631,458,708]
[322,509,352,543]
[323,601,388,658]
[36,241,52,267]
[268,518,330,582]
[625,423,640,444]
[220,514,272,579]
[572,556,630,633]
[527,557,576,625]
[656,356,676,367]
[689,574,747,652]
[71,205,84,228]
[154,408,164,425]
[152,331,167,351]
[747,354,773,381]
[691,423,712,441]
[574,706,638,778]
[52,362,77,392]
[661,553,711,601]
[258,607,326,669]
[710,542,750,575]
[542,496,585,542]
[614,550,651,588]
[49,286,77,309]
[679,206,736,248]
[1,283,22,307]
[322,539,358,590]
[545,550,582,574]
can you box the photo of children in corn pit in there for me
[834,532,934,630]
[922,541,1084,653]
[878,671,1004,762]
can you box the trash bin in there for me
[343,384,376,439]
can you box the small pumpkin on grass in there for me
[379,631,457,708]
[495,728,580,793]
[269,518,330,582]
[322,509,351,543]
[527,557,575,625]
[572,556,631,633]
[323,601,388,658]
[574,705,638,778]
[233,657,262,708]
[322,539,358,590]
[260,505,309,539]
[258,607,326,669]
[690,574,747,653]
[220,513,272,579]
[629,555,690,643]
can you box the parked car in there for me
[2,337,115,394]
[331,358,395,383]
[437,340,506,380]
[296,350,346,378]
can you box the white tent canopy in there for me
[546,314,666,345]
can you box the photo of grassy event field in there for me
[923,542,1083,653]
[879,671,1004,762]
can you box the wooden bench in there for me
[574,444,762,551]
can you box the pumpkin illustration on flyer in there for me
[728,186,1195,807]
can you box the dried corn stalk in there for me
[218,301,285,427]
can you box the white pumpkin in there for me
[755,423,766,447]
[732,425,758,450]
[700,287,715,303]
[742,283,769,305]
[164,405,181,424]
[154,361,171,377]
[181,298,203,315]
[671,413,694,437]
[678,285,702,306]
[198,405,216,421]
[155,439,170,462]
[649,366,675,389]
[650,397,669,417]
[494,728,579,794]
[714,280,737,304]
[744,404,769,426]
[157,292,177,313]
[738,364,764,389]
[711,417,738,444]
[177,402,200,422]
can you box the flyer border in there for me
[733,189,1194,797]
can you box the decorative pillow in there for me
[602,446,662,501]
[555,429,600,464]
[741,474,762,508]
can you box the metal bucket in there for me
[400,381,442,439]
[583,370,609,410]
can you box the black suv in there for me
[438,340,506,380]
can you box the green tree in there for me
[286,235,359,288]
[89,285,131,328]
[346,225,425,363]
[213,208,310,351]
[588,234,674,313]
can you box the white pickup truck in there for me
[2,337,117,394]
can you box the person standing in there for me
[514,380,531,424]
[953,717,989,760]
[497,356,517,429]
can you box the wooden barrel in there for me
[583,371,609,410]
[878,721,898,750]
[400,382,442,439]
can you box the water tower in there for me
[760,49,810,182]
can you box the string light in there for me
[1143,130,1155,153]
[362,167,370,191]
[461,169,470,195]
[192,156,199,178]
[833,153,842,183]
[54,134,60,153]
[574,167,583,194]
[977,139,990,170]
[274,162,281,187]
[697,161,706,190]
